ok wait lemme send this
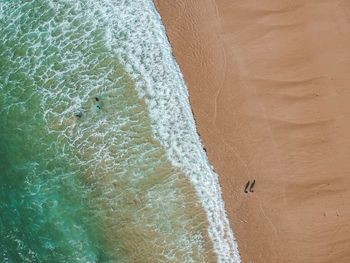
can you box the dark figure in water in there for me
[74,111,83,118]
[95,96,99,102]
[96,104,101,110]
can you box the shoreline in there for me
[115,1,241,261]
[154,0,350,262]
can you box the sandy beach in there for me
[154,1,350,262]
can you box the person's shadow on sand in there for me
[244,180,255,193]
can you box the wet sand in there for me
[154,1,350,262]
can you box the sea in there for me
[0,0,240,262]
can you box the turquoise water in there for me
[0,1,215,262]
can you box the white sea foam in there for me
[78,0,241,261]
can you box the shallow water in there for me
[0,1,216,262]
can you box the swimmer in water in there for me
[74,111,83,118]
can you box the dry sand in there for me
[154,0,350,262]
